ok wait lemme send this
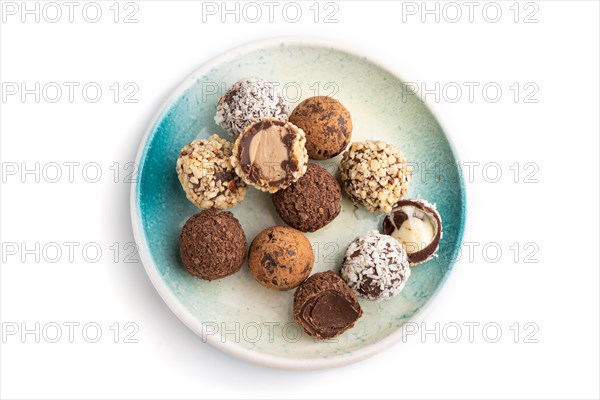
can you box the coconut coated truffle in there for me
[294,271,363,339]
[176,134,247,210]
[231,118,308,193]
[179,209,247,280]
[215,77,290,137]
[248,226,314,291]
[271,164,341,232]
[341,231,411,301]
[289,96,352,160]
[340,140,411,213]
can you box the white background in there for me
[1,1,599,399]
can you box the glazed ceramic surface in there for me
[131,38,466,369]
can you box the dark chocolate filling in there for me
[383,210,409,235]
[300,290,360,339]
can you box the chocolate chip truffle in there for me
[271,164,341,232]
[231,118,308,193]
[382,199,442,265]
[176,134,247,210]
[248,226,314,291]
[341,231,411,301]
[340,140,411,213]
[215,77,290,137]
[179,209,247,280]
[289,96,352,160]
[294,271,363,340]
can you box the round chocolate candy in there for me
[382,199,442,265]
[289,96,352,160]
[271,163,342,232]
[293,271,362,339]
[214,77,290,137]
[176,134,247,210]
[231,117,308,193]
[179,209,247,280]
[248,226,314,291]
[340,140,411,213]
[341,231,411,301]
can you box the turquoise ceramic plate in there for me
[131,38,466,369]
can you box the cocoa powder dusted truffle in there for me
[231,118,308,193]
[340,140,411,213]
[215,77,290,137]
[383,199,442,265]
[293,271,362,339]
[341,231,411,301]
[179,209,247,280]
[272,163,341,232]
[176,134,247,210]
[248,226,314,291]
[289,96,352,160]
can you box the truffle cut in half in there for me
[382,199,442,265]
[231,118,308,193]
[293,271,363,339]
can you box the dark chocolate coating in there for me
[293,271,362,339]
[272,164,341,232]
[179,209,247,280]
[382,199,442,265]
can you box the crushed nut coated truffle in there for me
[340,140,411,213]
[176,134,247,210]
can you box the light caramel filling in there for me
[248,125,289,181]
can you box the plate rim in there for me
[130,36,467,370]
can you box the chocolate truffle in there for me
[272,164,341,232]
[215,77,290,137]
[231,118,308,193]
[179,209,247,280]
[176,134,247,210]
[340,140,411,213]
[382,199,442,265]
[293,271,363,339]
[289,96,352,160]
[341,231,411,301]
[248,226,314,290]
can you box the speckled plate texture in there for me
[131,38,466,369]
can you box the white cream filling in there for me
[391,206,437,254]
